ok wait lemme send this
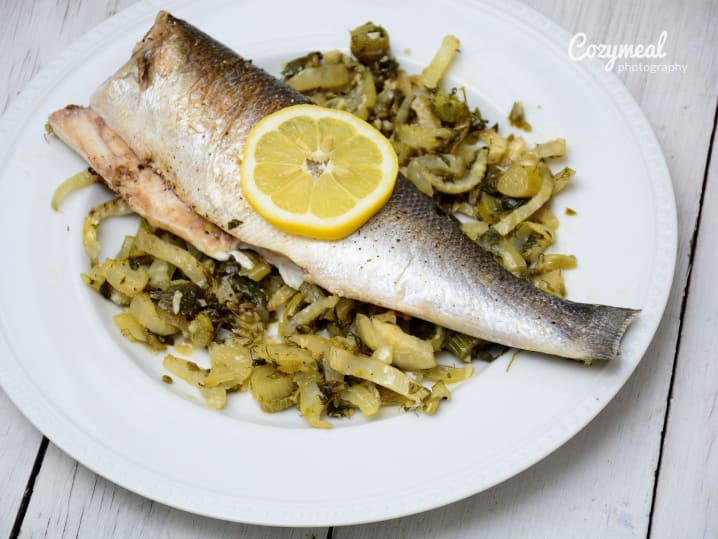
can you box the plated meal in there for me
[48,11,639,427]
[0,0,675,525]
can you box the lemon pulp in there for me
[241,104,398,240]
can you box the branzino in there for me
[89,10,638,361]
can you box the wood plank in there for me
[0,391,43,538]
[18,443,326,539]
[650,107,718,538]
[334,0,718,535]
[0,0,140,534]
[0,0,138,115]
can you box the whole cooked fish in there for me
[85,11,636,361]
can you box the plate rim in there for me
[0,0,677,526]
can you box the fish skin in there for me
[48,105,240,259]
[89,11,638,361]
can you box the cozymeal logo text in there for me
[568,31,687,73]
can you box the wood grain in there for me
[0,0,134,115]
[0,391,43,538]
[18,444,326,539]
[650,107,718,539]
[0,0,139,535]
[0,0,715,536]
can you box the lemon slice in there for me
[241,104,398,240]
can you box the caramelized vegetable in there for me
[419,35,460,89]
[350,22,390,64]
[250,364,296,413]
[51,168,98,211]
[135,225,207,287]
[82,197,133,265]
[508,101,532,131]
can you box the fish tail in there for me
[575,305,640,361]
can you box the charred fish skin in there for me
[89,11,638,361]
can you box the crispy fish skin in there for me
[48,105,240,259]
[92,10,303,230]
[89,11,638,361]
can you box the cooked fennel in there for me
[57,21,578,427]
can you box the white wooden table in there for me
[1,0,716,537]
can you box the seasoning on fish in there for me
[81,11,636,361]
[48,105,240,259]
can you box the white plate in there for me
[0,0,676,527]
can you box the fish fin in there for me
[578,305,640,361]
